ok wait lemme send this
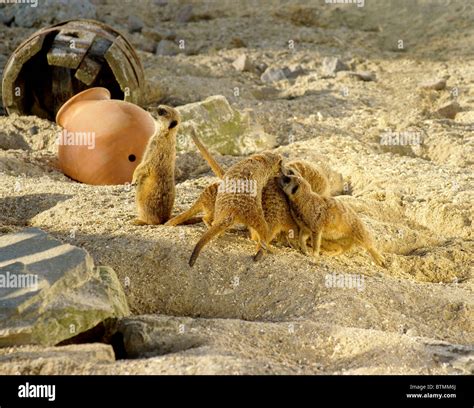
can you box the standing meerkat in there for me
[189,151,282,266]
[278,174,385,266]
[132,105,180,225]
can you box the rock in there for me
[256,62,268,73]
[156,39,180,56]
[436,101,461,119]
[229,37,246,48]
[176,95,275,155]
[322,57,349,76]
[28,126,39,136]
[0,129,30,151]
[283,65,305,79]
[0,343,115,375]
[419,78,447,91]
[0,228,130,347]
[176,4,194,23]
[13,0,96,28]
[142,28,163,42]
[232,54,254,72]
[128,15,144,33]
[347,71,376,81]
[130,33,156,53]
[261,67,287,83]
[0,6,15,25]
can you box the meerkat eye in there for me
[169,120,178,129]
[282,175,291,183]
[287,169,294,175]
[291,184,299,195]
[157,108,167,116]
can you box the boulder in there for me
[176,95,275,155]
[0,228,130,347]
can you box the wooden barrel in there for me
[1,19,145,121]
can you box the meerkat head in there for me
[157,105,181,130]
[279,174,310,199]
[281,163,301,178]
[260,152,283,175]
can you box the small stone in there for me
[283,65,305,79]
[0,129,30,150]
[142,28,163,42]
[229,37,246,48]
[436,101,461,119]
[256,62,268,73]
[419,78,447,91]
[128,15,144,33]
[176,4,193,23]
[232,54,253,72]
[156,39,179,56]
[348,71,376,81]
[261,67,287,83]
[322,57,349,76]
[405,328,418,337]
[29,126,39,136]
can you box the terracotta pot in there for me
[56,87,157,185]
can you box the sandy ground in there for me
[0,0,473,374]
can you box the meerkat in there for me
[173,134,342,259]
[283,160,331,197]
[170,133,298,256]
[165,182,219,228]
[279,174,385,266]
[132,105,180,225]
[189,151,282,266]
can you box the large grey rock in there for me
[0,228,130,347]
[13,0,96,28]
[176,95,275,155]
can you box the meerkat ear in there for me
[291,184,299,195]
[169,120,178,129]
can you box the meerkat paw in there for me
[132,218,148,226]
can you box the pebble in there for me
[128,15,144,33]
[436,101,461,119]
[232,54,253,72]
[156,39,180,56]
[261,67,287,83]
[322,57,349,76]
[419,78,447,91]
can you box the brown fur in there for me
[170,134,298,256]
[283,160,331,197]
[165,182,219,228]
[279,174,385,266]
[132,105,180,225]
[189,152,282,266]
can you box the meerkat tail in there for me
[190,130,225,178]
[165,203,203,226]
[189,216,234,266]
